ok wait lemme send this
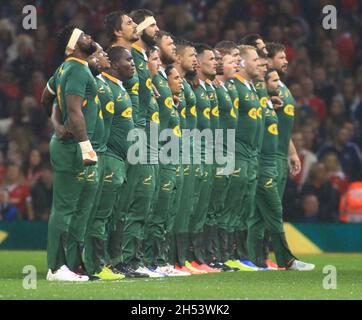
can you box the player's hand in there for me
[173,95,180,105]
[55,125,73,140]
[212,79,221,88]
[289,153,301,176]
[271,96,283,109]
[79,140,98,166]
[152,83,160,98]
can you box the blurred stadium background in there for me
[0,0,361,254]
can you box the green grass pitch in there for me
[0,251,361,300]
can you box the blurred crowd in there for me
[0,0,361,222]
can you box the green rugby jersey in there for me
[123,71,140,125]
[260,100,279,165]
[102,72,134,161]
[182,79,197,130]
[145,92,160,163]
[233,74,260,159]
[47,57,99,144]
[178,89,187,160]
[255,80,269,154]
[153,69,174,132]
[131,44,153,128]
[93,75,115,153]
[225,79,240,117]
[215,81,238,153]
[194,80,212,162]
[276,80,296,159]
[205,80,219,131]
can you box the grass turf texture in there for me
[0,251,361,300]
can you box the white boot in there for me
[46,265,89,281]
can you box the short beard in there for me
[161,53,176,65]
[141,31,156,48]
[89,64,100,77]
[268,89,279,97]
[185,69,197,81]
[82,42,97,56]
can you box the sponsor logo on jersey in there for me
[230,107,237,119]
[173,125,182,137]
[121,107,133,118]
[203,107,211,119]
[106,101,115,114]
[181,107,186,118]
[260,97,268,108]
[257,107,263,119]
[190,105,197,117]
[146,78,152,90]
[211,106,219,117]
[165,97,173,109]
[268,123,278,135]
[151,111,160,124]
[132,82,139,95]
[284,104,294,116]
[248,108,257,120]
[234,98,239,109]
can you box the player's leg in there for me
[47,139,85,272]
[121,164,156,269]
[174,163,196,267]
[66,162,100,272]
[143,165,177,268]
[189,163,213,265]
[84,155,126,275]
[276,157,288,199]
[256,167,296,268]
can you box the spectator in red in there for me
[23,148,43,188]
[31,166,52,221]
[300,77,327,121]
[301,162,340,223]
[321,152,349,196]
[2,162,34,221]
[318,126,362,182]
[291,131,318,190]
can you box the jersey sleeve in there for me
[64,67,89,98]
[47,76,56,95]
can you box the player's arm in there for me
[288,140,301,176]
[65,68,97,166]
[66,95,97,166]
[41,77,56,117]
[51,102,72,140]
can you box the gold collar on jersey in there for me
[101,72,120,84]
[65,57,88,66]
